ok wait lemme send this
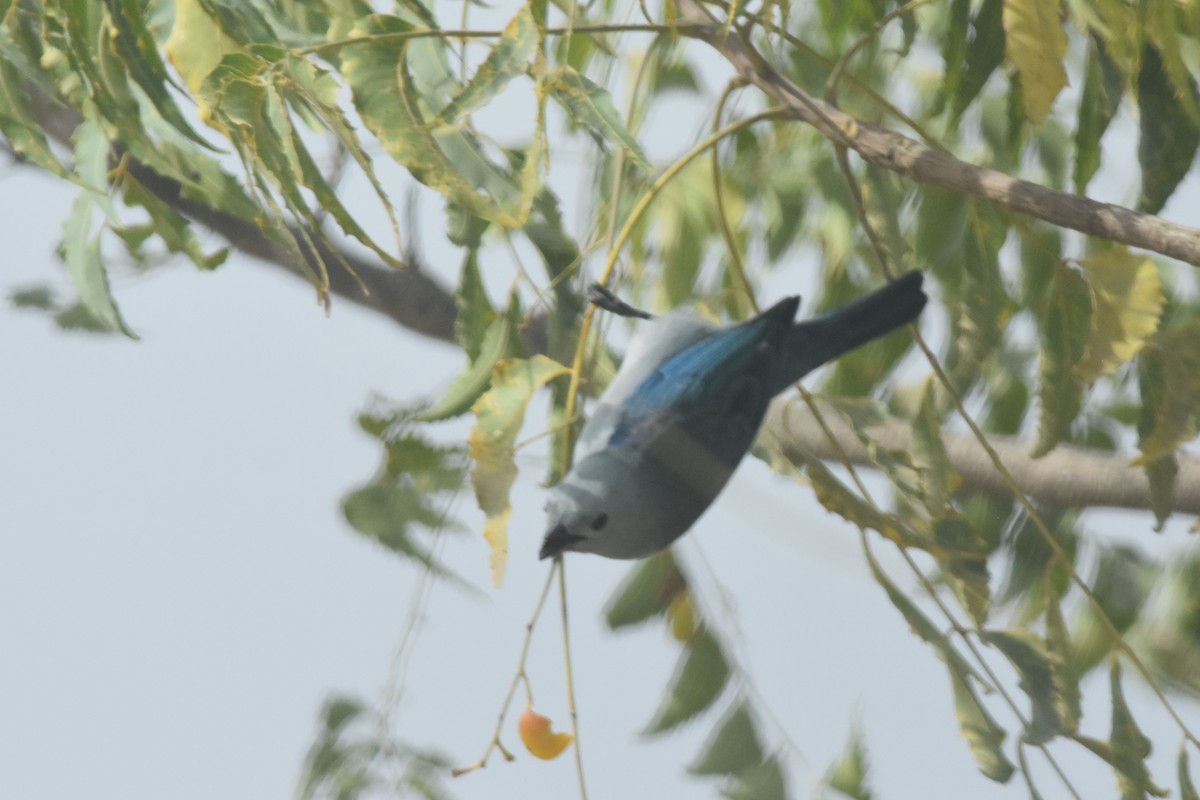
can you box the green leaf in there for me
[1181,747,1199,800]
[0,55,70,177]
[982,629,1064,744]
[689,702,764,776]
[938,0,971,115]
[643,629,730,735]
[341,15,520,226]
[1044,592,1082,733]
[1033,264,1091,457]
[454,250,496,361]
[1070,546,1155,677]
[911,380,959,515]
[1109,659,1169,799]
[605,551,686,630]
[950,668,1016,783]
[547,66,651,170]
[935,517,991,628]
[343,405,468,581]
[468,355,569,586]
[724,758,788,800]
[826,726,873,800]
[805,457,921,549]
[1075,247,1164,382]
[8,286,57,312]
[119,174,227,270]
[433,5,536,128]
[952,0,1005,119]
[1074,36,1125,194]
[62,121,138,339]
[1136,320,1200,463]
[945,207,1010,394]
[1002,0,1068,123]
[429,316,516,423]
[1137,45,1200,214]
[866,548,981,681]
[101,0,213,148]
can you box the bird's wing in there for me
[606,296,799,467]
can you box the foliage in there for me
[4,0,1200,798]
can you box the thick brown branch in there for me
[123,159,461,344]
[29,96,463,344]
[677,0,1200,267]
[766,399,1200,517]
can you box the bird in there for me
[539,271,928,560]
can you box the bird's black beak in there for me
[539,523,583,560]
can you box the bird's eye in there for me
[591,513,609,531]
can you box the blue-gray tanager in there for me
[540,271,927,560]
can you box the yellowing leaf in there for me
[164,0,239,127]
[667,590,698,643]
[1003,0,1068,122]
[1075,248,1164,381]
[468,355,569,586]
[518,708,574,760]
[433,6,537,129]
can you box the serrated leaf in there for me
[1044,592,1082,732]
[1075,247,1163,381]
[724,757,787,800]
[62,121,137,339]
[953,0,1005,119]
[643,629,729,735]
[1136,321,1200,464]
[433,5,536,128]
[0,56,70,177]
[950,668,1016,782]
[935,517,991,628]
[1181,747,1199,800]
[1108,659,1169,799]
[341,15,519,226]
[468,355,569,586]
[866,548,982,682]
[1137,45,1200,214]
[454,250,495,360]
[983,629,1063,744]
[689,703,764,776]
[163,0,239,96]
[605,551,686,629]
[945,207,1010,394]
[119,174,226,270]
[547,66,651,169]
[1033,264,1090,456]
[420,315,512,423]
[805,457,919,548]
[101,0,213,148]
[1002,0,1068,123]
[826,726,873,800]
[1070,546,1155,676]
[1074,36,1125,194]
[911,380,959,514]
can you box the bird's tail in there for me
[774,271,927,393]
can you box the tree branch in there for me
[765,398,1200,516]
[677,0,1200,267]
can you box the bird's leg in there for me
[587,283,654,319]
